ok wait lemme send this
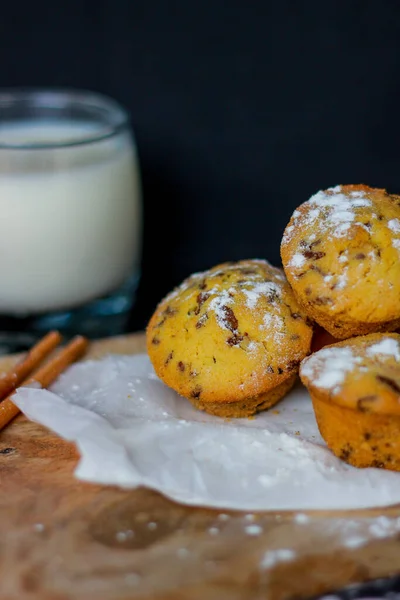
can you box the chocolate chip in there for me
[376,375,400,394]
[290,312,302,320]
[377,214,384,221]
[277,367,283,374]
[340,446,352,461]
[302,250,326,260]
[286,359,300,371]
[213,356,217,364]
[190,386,202,399]
[0,447,14,455]
[364,221,372,229]
[357,395,378,412]
[221,306,238,332]
[364,432,371,441]
[178,361,185,372]
[267,290,280,303]
[371,446,378,452]
[194,292,210,314]
[309,265,327,276]
[152,337,160,345]
[355,253,366,259]
[377,248,382,258]
[165,351,174,365]
[196,313,209,329]
[309,239,322,248]
[227,334,244,347]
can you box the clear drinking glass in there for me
[0,89,142,352]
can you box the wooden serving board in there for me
[1,333,400,600]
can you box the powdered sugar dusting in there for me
[388,218,400,234]
[288,254,306,269]
[335,273,348,290]
[366,338,400,362]
[245,524,263,536]
[307,186,371,237]
[208,290,235,332]
[262,314,286,350]
[282,185,373,247]
[260,548,296,569]
[300,347,359,391]
[242,281,281,309]
[336,515,400,549]
[388,218,400,253]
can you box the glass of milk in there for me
[0,89,142,351]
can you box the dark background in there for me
[1,0,400,331]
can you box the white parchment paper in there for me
[12,353,400,511]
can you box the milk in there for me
[0,121,141,315]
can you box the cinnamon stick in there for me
[0,330,62,400]
[0,335,88,431]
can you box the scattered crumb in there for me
[294,513,309,524]
[260,548,296,569]
[245,524,263,536]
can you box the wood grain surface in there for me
[0,333,400,600]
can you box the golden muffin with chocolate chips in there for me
[147,259,313,417]
[300,333,400,471]
[281,184,400,339]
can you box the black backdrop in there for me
[1,0,400,331]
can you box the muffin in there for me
[300,333,400,470]
[281,184,400,339]
[147,259,313,417]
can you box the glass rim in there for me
[0,88,131,150]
